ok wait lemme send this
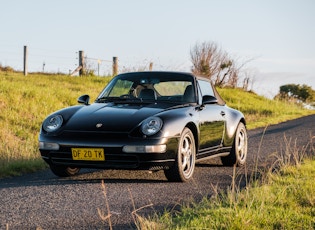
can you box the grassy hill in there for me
[217,87,313,129]
[0,72,110,177]
[0,72,314,177]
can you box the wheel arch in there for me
[223,109,247,147]
[240,117,246,127]
[185,122,199,152]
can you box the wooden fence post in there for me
[79,50,85,76]
[112,57,118,76]
[23,46,28,76]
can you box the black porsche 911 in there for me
[39,71,247,182]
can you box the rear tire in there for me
[221,122,247,166]
[164,128,196,182]
[49,164,80,177]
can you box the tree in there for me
[190,42,224,78]
[190,41,253,88]
[276,84,314,102]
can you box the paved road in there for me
[0,115,314,229]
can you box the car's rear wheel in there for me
[221,122,247,166]
[164,128,196,182]
[49,164,80,177]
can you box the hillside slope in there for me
[0,72,313,177]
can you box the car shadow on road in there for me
[196,163,225,168]
[0,161,229,189]
[0,169,170,189]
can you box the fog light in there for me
[123,145,166,153]
[39,142,60,150]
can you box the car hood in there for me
[64,102,177,132]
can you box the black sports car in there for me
[39,71,247,182]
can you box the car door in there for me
[197,79,226,151]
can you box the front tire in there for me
[221,122,248,166]
[164,128,196,182]
[49,164,80,177]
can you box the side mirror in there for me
[78,94,90,105]
[202,95,218,105]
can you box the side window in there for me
[198,80,214,97]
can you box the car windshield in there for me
[96,72,196,104]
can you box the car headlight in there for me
[43,115,63,133]
[141,117,163,136]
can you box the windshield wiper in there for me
[95,96,119,103]
[96,96,144,104]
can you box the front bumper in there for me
[39,135,179,171]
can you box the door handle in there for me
[220,111,225,116]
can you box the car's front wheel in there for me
[164,128,196,182]
[221,122,248,166]
[49,164,80,177]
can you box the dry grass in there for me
[140,135,315,229]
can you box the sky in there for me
[0,0,314,98]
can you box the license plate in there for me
[71,148,105,161]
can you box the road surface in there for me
[0,114,314,229]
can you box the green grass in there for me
[0,72,314,178]
[0,72,110,177]
[1,72,315,229]
[217,88,313,129]
[141,159,315,229]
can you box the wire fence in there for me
[0,45,116,76]
[0,44,189,76]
